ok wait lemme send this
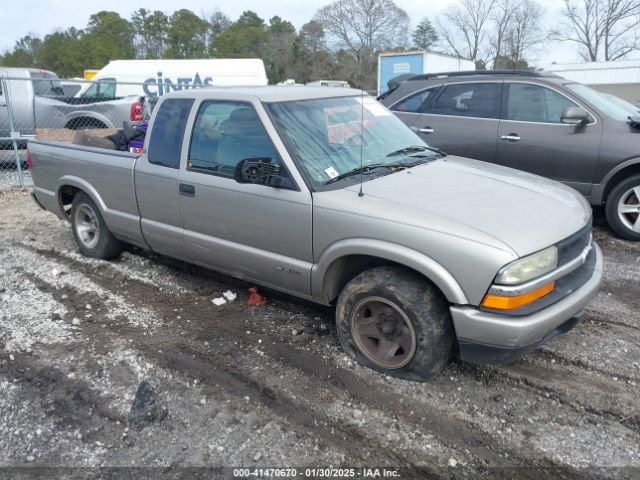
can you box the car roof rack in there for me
[407,70,558,81]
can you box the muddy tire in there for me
[336,266,454,381]
[70,192,124,259]
[605,175,640,241]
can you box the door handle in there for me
[501,134,521,142]
[412,126,434,134]
[179,183,195,197]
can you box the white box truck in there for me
[377,51,475,94]
[76,59,268,98]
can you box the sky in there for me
[0,0,586,67]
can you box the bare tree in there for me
[551,0,640,61]
[490,0,517,67]
[506,0,544,67]
[437,0,497,63]
[314,0,409,87]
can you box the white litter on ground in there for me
[223,290,237,302]
[211,297,227,306]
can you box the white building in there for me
[545,60,640,103]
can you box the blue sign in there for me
[379,54,424,93]
[143,72,213,97]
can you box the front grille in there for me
[558,223,592,266]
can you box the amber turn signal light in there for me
[481,281,556,310]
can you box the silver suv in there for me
[30,87,603,380]
[381,70,640,241]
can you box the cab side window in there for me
[147,98,194,169]
[391,88,436,113]
[506,83,580,123]
[432,83,501,119]
[188,101,295,188]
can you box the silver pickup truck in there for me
[0,67,144,137]
[29,86,603,381]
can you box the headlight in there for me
[496,246,558,285]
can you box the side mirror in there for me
[234,157,281,184]
[561,107,589,126]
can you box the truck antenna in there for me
[358,49,365,198]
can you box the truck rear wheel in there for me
[70,192,124,259]
[336,266,454,381]
[605,174,640,241]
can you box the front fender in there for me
[312,238,469,305]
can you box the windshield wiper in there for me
[325,159,427,185]
[386,145,447,157]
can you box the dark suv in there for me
[381,70,640,240]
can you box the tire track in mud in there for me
[481,363,640,434]
[0,351,127,427]
[8,241,605,478]
[534,349,639,384]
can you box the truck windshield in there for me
[266,95,435,187]
[566,83,633,121]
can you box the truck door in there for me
[495,82,602,195]
[134,97,194,260]
[177,99,313,297]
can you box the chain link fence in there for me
[0,74,167,190]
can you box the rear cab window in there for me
[147,98,194,168]
[431,83,501,119]
[29,71,64,97]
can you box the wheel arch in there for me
[64,111,113,129]
[57,176,107,220]
[594,158,640,205]
[313,239,469,306]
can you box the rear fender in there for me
[63,111,114,129]
[56,175,107,219]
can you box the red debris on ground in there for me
[247,287,267,306]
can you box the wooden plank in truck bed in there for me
[35,128,120,144]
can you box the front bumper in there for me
[451,241,603,365]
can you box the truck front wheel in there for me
[336,266,454,381]
[70,192,124,259]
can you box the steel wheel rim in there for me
[74,204,100,249]
[617,185,640,233]
[351,296,417,369]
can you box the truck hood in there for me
[344,156,591,257]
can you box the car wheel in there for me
[70,192,124,259]
[336,266,454,381]
[605,174,640,241]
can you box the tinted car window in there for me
[188,101,282,180]
[432,83,500,119]
[147,98,194,169]
[506,83,578,123]
[391,88,435,113]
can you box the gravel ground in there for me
[0,188,639,479]
[0,151,31,190]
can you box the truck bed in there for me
[29,139,144,246]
